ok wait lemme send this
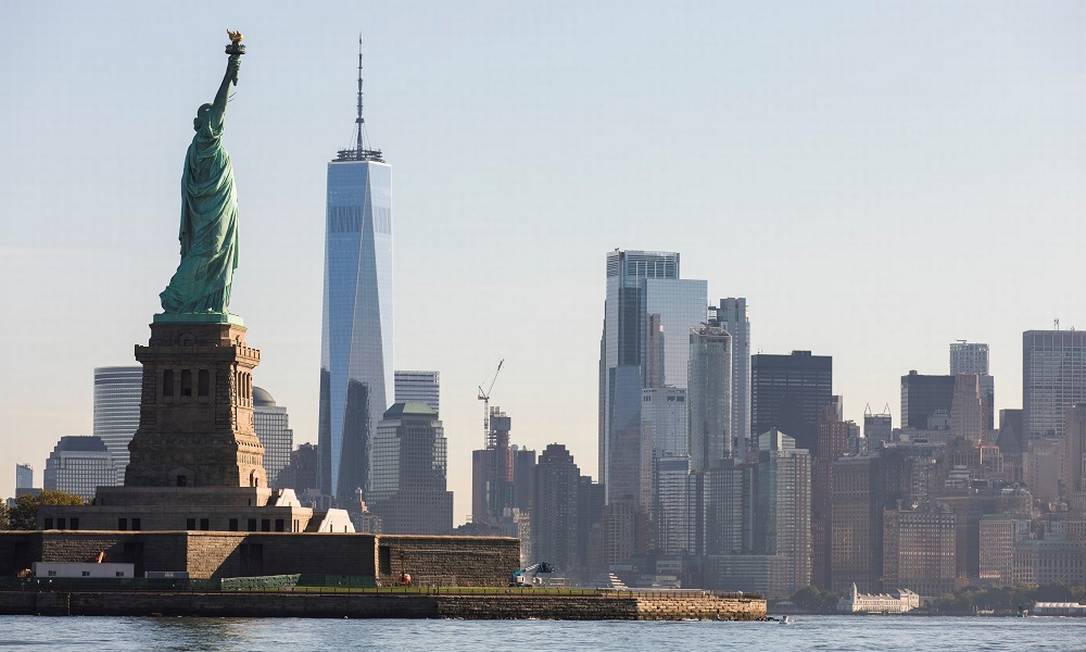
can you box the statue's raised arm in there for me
[159,32,246,321]
[212,55,241,123]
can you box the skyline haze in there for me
[3,1,1085,524]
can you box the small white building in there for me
[33,562,134,579]
[1032,602,1086,616]
[838,583,920,614]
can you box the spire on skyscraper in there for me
[336,33,384,162]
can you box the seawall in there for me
[0,589,765,621]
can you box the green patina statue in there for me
[157,32,246,324]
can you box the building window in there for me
[47,570,57,577]
[115,571,125,577]
[228,518,238,532]
[261,519,270,532]
[81,571,90,577]
[132,519,141,531]
[176,475,187,487]
[292,519,299,533]
[198,369,210,397]
[44,518,53,529]
[186,518,196,530]
[163,370,174,397]
[57,518,66,530]
[180,370,192,397]
[200,518,210,531]
[247,519,257,532]
[274,519,285,532]
[70,518,79,531]
[118,518,128,531]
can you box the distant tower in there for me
[751,351,832,455]
[93,366,142,483]
[1023,330,1086,440]
[252,387,293,487]
[688,324,732,471]
[533,444,581,573]
[15,463,33,491]
[394,370,440,414]
[367,402,452,534]
[709,298,751,457]
[949,341,994,432]
[318,35,393,501]
[44,436,116,501]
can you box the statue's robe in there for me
[160,103,239,314]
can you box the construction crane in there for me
[478,359,504,448]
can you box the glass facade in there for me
[43,435,116,501]
[318,158,393,500]
[93,366,142,484]
[15,463,33,490]
[654,454,692,555]
[1023,330,1086,439]
[253,387,293,487]
[598,250,706,506]
[394,370,440,414]
[751,351,832,455]
[367,402,452,534]
[688,325,732,472]
[641,386,687,457]
[711,298,751,456]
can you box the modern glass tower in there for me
[598,249,706,506]
[318,39,393,501]
[93,366,142,483]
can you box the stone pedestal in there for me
[125,321,267,489]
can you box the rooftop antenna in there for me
[335,33,383,162]
[1055,318,1061,330]
[355,33,365,158]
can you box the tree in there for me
[0,501,9,530]
[790,585,840,613]
[7,491,85,530]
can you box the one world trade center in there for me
[318,38,393,501]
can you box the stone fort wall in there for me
[0,531,518,586]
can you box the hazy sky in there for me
[2,2,1084,523]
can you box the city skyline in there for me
[4,2,1086,525]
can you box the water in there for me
[1,615,1084,651]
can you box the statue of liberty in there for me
[159,32,245,322]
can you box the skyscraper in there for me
[252,387,293,487]
[688,325,732,471]
[15,463,33,491]
[641,386,687,457]
[709,298,751,456]
[950,374,983,444]
[1023,330,1086,440]
[863,407,892,450]
[275,443,320,495]
[598,249,706,506]
[812,406,849,588]
[752,429,812,596]
[318,40,393,501]
[394,370,440,414]
[900,371,955,431]
[471,406,515,526]
[533,443,581,573]
[654,455,693,555]
[949,341,994,432]
[367,402,451,534]
[93,366,142,483]
[43,436,115,501]
[751,351,832,455]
